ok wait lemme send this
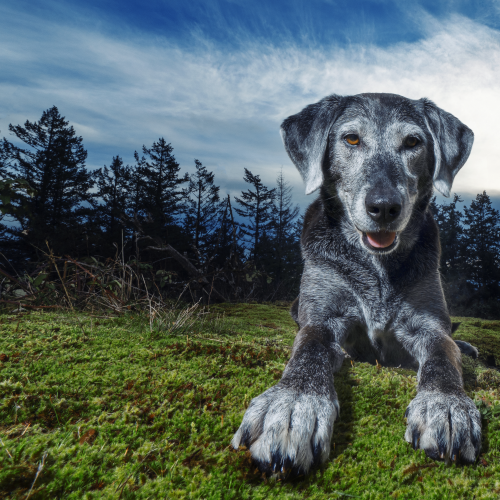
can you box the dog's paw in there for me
[404,391,481,463]
[231,385,339,475]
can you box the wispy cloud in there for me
[1,4,499,212]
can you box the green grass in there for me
[0,304,499,499]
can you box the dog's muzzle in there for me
[361,187,403,250]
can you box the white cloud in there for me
[1,8,499,210]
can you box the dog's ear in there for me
[421,99,474,198]
[280,95,343,195]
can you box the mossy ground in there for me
[0,304,499,499]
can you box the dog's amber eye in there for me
[345,134,360,145]
[405,136,419,147]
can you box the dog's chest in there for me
[346,276,413,366]
[353,261,399,338]
[359,290,394,340]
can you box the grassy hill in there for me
[0,304,499,499]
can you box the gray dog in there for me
[232,93,482,475]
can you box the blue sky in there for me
[1,0,500,213]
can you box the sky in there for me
[1,0,500,214]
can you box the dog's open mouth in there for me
[362,231,398,251]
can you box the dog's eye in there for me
[345,134,360,145]
[404,136,419,148]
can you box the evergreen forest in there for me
[1,106,499,318]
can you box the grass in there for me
[0,303,499,499]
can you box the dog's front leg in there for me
[404,333,481,463]
[232,325,343,475]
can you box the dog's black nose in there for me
[365,189,402,224]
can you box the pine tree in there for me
[257,169,301,284]
[92,156,131,248]
[431,194,471,314]
[234,168,275,262]
[462,191,500,293]
[135,138,188,241]
[128,166,145,217]
[209,195,243,269]
[433,194,464,279]
[184,159,222,262]
[1,140,34,244]
[0,138,13,178]
[1,106,93,258]
[272,168,300,280]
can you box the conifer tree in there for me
[1,106,92,258]
[272,168,300,280]
[124,165,145,218]
[92,156,131,246]
[184,159,222,262]
[135,138,188,241]
[462,191,500,292]
[210,195,243,269]
[257,169,301,284]
[431,194,470,314]
[234,168,275,262]
[433,194,464,279]
[0,138,13,178]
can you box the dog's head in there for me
[281,93,473,254]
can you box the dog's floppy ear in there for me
[421,99,474,198]
[280,95,343,195]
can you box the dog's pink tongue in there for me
[366,231,396,248]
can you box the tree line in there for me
[431,194,500,319]
[0,106,302,302]
[0,106,499,315]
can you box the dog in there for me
[232,93,481,476]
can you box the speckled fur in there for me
[232,93,481,475]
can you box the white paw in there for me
[404,391,481,463]
[232,385,339,475]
